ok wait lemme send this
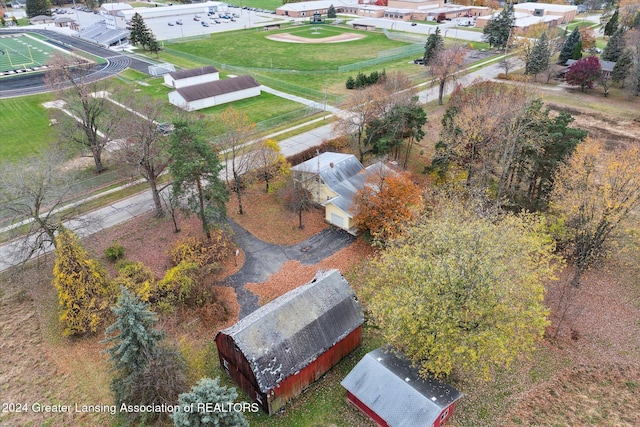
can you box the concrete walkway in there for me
[224,220,355,318]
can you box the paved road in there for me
[225,220,355,318]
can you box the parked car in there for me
[168,22,174,26]
[411,22,417,26]
[194,16,200,21]
[414,58,424,65]
[176,20,183,25]
[201,21,209,27]
[214,19,221,24]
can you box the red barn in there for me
[341,347,463,427]
[215,269,364,415]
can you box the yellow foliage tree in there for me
[364,205,558,380]
[53,227,113,336]
[551,138,640,287]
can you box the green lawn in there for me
[163,26,410,71]
[0,93,56,161]
[226,0,282,11]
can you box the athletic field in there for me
[0,34,58,73]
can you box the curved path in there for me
[224,219,355,318]
[0,29,153,98]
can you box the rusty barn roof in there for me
[175,75,259,102]
[217,269,364,393]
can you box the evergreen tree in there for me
[53,227,112,336]
[147,33,161,57]
[525,33,551,78]
[327,4,336,19]
[168,118,228,239]
[26,0,51,18]
[482,4,514,50]
[604,8,618,36]
[1,16,6,27]
[345,75,356,89]
[172,377,249,427]
[602,27,626,62]
[129,13,148,48]
[572,40,583,60]
[631,61,640,96]
[558,27,581,64]
[423,27,444,65]
[611,49,633,86]
[103,287,164,407]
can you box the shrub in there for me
[168,232,233,268]
[105,243,125,261]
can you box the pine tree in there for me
[482,4,514,50]
[525,33,551,78]
[53,227,112,336]
[147,33,161,57]
[172,377,249,427]
[558,28,581,64]
[612,49,633,86]
[604,8,618,36]
[103,287,164,407]
[345,75,355,89]
[129,13,148,48]
[423,27,444,65]
[602,27,626,62]
[327,4,336,19]
[572,40,583,60]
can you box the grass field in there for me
[0,34,58,72]
[164,26,411,71]
[0,93,56,161]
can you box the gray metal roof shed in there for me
[217,269,364,393]
[168,65,219,80]
[341,347,463,427]
[175,75,259,103]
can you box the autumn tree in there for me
[364,204,557,380]
[168,118,228,239]
[53,227,112,336]
[0,149,80,265]
[565,55,601,91]
[172,377,248,427]
[551,139,640,288]
[423,27,444,65]
[351,167,423,243]
[253,139,289,192]
[45,54,123,174]
[335,84,387,162]
[578,26,596,50]
[216,107,256,215]
[431,45,467,105]
[114,95,170,216]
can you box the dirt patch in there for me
[265,32,366,44]
[227,182,328,245]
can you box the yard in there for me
[0,93,55,160]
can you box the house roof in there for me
[100,3,133,11]
[30,15,54,21]
[277,0,358,12]
[341,347,463,427]
[514,2,577,13]
[168,65,219,81]
[566,58,616,73]
[217,269,364,393]
[173,75,260,103]
[54,16,76,23]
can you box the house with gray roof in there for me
[167,75,260,111]
[566,58,616,78]
[163,65,219,89]
[291,152,392,233]
[341,347,463,427]
[215,269,364,415]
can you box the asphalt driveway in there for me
[223,219,355,318]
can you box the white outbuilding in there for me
[168,75,261,111]
[163,66,220,89]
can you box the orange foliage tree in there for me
[351,167,423,243]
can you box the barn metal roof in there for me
[168,65,219,81]
[341,347,463,427]
[218,269,364,393]
[174,75,259,102]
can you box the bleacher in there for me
[77,22,130,48]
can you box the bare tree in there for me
[216,107,257,215]
[0,149,80,266]
[113,94,170,216]
[45,53,123,173]
[431,45,467,105]
[280,180,314,230]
